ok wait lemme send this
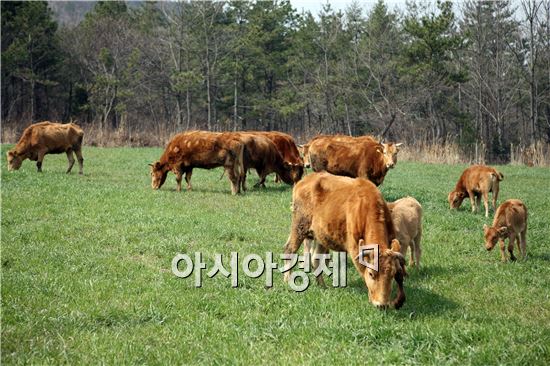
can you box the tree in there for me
[402,0,466,141]
[1,1,60,122]
[462,0,521,158]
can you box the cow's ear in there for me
[148,163,154,167]
[391,239,401,253]
[498,226,508,236]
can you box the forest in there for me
[2,0,549,163]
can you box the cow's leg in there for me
[520,229,527,259]
[36,151,46,172]
[475,195,481,212]
[507,233,517,261]
[254,169,267,188]
[74,148,84,174]
[499,239,507,262]
[413,230,422,267]
[225,165,240,195]
[515,236,522,260]
[283,221,308,282]
[185,169,193,191]
[467,190,476,213]
[492,182,499,211]
[482,191,490,217]
[66,150,75,174]
[310,241,329,287]
[174,169,183,192]
[240,169,247,192]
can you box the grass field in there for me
[2,145,550,364]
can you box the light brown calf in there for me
[448,165,504,217]
[483,199,528,262]
[387,197,423,267]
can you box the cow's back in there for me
[388,197,422,240]
[261,131,303,165]
[494,199,527,233]
[17,122,83,153]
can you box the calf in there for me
[284,172,406,309]
[448,165,504,217]
[7,121,84,174]
[387,197,423,267]
[484,199,528,262]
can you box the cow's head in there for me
[284,161,304,183]
[358,239,406,309]
[382,143,402,169]
[300,145,311,169]
[149,161,168,190]
[448,191,466,209]
[483,224,508,251]
[6,150,22,171]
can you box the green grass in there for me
[2,145,549,365]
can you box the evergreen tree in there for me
[1,1,60,121]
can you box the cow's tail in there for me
[490,171,504,183]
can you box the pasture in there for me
[1,145,549,364]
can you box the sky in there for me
[289,0,409,15]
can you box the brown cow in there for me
[6,121,84,174]
[284,172,406,309]
[235,133,294,191]
[149,131,244,195]
[484,199,528,262]
[448,165,504,217]
[252,131,304,183]
[387,197,423,267]
[307,138,392,186]
[302,134,402,169]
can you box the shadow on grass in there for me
[343,263,460,316]
[155,184,290,195]
[526,252,550,262]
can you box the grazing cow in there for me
[6,121,84,174]
[307,138,392,186]
[448,165,504,217]
[387,197,423,267]
[302,134,402,169]
[252,131,304,183]
[284,172,406,309]
[484,199,528,262]
[149,131,244,195]
[235,133,294,191]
